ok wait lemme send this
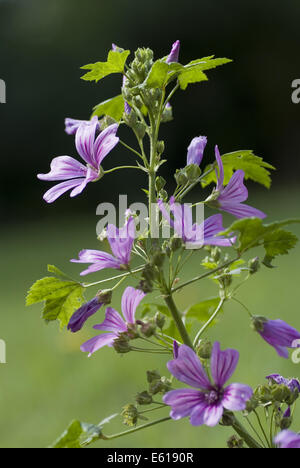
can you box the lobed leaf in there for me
[81,50,130,83]
[92,95,125,121]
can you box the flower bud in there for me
[249,257,260,275]
[175,169,188,186]
[113,335,131,354]
[134,122,147,140]
[138,279,153,294]
[96,289,112,305]
[136,391,153,405]
[185,164,201,181]
[271,384,291,403]
[170,236,182,252]
[154,312,166,330]
[280,407,292,430]
[196,339,213,360]
[254,385,273,403]
[121,404,138,427]
[210,247,221,262]
[147,369,161,383]
[155,176,166,192]
[227,435,244,449]
[221,411,235,426]
[251,316,268,333]
[141,321,156,338]
[162,103,173,123]
[245,396,259,414]
[157,141,165,154]
[151,251,165,268]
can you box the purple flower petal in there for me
[190,402,224,427]
[167,344,212,390]
[163,389,204,420]
[187,136,207,166]
[93,123,119,167]
[71,249,121,276]
[93,307,127,333]
[42,179,86,204]
[218,170,248,203]
[166,40,180,64]
[215,146,225,190]
[121,287,145,324]
[75,117,99,167]
[37,156,87,181]
[107,217,135,266]
[80,333,117,357]
[274,430,300,449]
[211,342,239,388]
[65,117,99,136]
[218,202,267,219]
[222,383,253,411]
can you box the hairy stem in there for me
[164,294,193,349]
[103,417,171,441]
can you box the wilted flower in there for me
[38,118,119,203]
[207,146,266,219]
[71,217,136,276]
[266,374,300,393]
[164,342,252,426]
[274,430,300,448]
[158,197,236,248]
[80,287,145,356]
[186,136,207,166]
[166,40,180,64]
[67,298,103,333]
[252,317,300,358]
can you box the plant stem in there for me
[172,257,240,293]
[193,298,225,345]
[119,139,144,160]
[104,165,144,174]
[164,294,194,349]
[103,417,171,441]
[230,415,263,449]
[83,266,145,288]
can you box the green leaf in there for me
[178,68,208,90]
[81,50,130,83]
[185,298,223,326]
[222,218,300,264]
[201,150,275,189]
[178,56,232,90]
[26,267,85,329]
[92,95,125,121]
[51,414,118,448]
[145,61,183,89]
[145,61,170,88]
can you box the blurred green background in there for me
[0,0,300,448]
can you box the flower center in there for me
[205,390,221,405]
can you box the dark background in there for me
[0,0,299,221]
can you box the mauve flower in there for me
[81,287,145,356]
[163,343,252,427]
[166,40,180,64]
[38,118,119,203]
[208,146,266,219]
[71,217,135,276]
[266,374,300,392]
[274,430,300,448]
[68,298,103,333]
[253,317,300,358]
[158,197,236,248]
[187,136,207,166]
[64,117,99,136]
